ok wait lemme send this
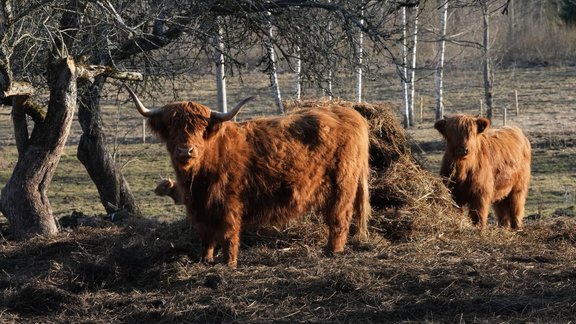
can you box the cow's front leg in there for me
[222,215,241,268]
[469,196,490,228]
[222,229,240,269]
[199,231,216,263]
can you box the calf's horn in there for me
[211,96,255,122]
[125,84,163,117]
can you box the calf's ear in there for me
[434,119,447,135]
[476,117,490,134]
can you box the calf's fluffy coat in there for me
[434,114,531,229]
[127,86,371,267]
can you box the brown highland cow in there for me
[126,86,371,268]
[434,114,531,229]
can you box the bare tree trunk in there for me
[401,7,410,127]
[435,0,448,121]
[482,1,493,120]
[1,58,76,239]
[408,5,419,125]
[294,45,301,100]
[265,11,283,114]
[214,17,227,113]
[77,76,140,216]
[325,0,333,100]
[355,12,364,103]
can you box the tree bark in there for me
[214,16,227,113]
[482,1,493,120]
[293,44,302,100]
[435,0,448,121]
[355,11,364,103]
[408,5,419,125]
[401,7,410,127]
[265,11,283,114]
[0,58,77,239]
[76,76,140,216]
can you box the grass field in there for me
[0,66,575,323]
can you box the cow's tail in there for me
[354,163,371,242]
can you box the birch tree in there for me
[355,11,364,102]
[401,6,410,127]
[481,0,494,120]
[294,44,302,100]
[435,0,449,121]
[214,17,227,113]
[265,11,283,114]
[408,5,419,125]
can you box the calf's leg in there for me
[493,199,512,228]
[469,195,491,228]
[508,189,527,229]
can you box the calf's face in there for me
[434,115,490,159]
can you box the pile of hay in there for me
[285,99,466,241]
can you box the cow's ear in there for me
[434,119,447,135]
[148,117,169,141]
[204,119,223,139]
[476,117,490,134]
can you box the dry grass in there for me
[1,215,575,323]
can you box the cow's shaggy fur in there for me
[434,114,531,229]
[132,96,371,268]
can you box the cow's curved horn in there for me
[210,96,255,122]
[125,85,163,118]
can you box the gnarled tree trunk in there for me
[0,58,77,239]
[77,76,140,216]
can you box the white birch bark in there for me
[214,17,227,113]
[481,1,493,120]
[266,11,283,114]
[294,45,301,100]
[408,5,419,125]
[401,6,409,127]
[325,0,333,99]
[355,12,364,102]
[435,0,448,121]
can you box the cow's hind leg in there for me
[325,188,356,254]
[352,166,370,243]
[509,191,527,229]
[493,200,511,228]
[495,190,527,229]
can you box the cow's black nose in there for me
[176,146,195,159]
[456,146,469,156]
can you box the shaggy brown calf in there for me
[126,86,371,268]
[154,178,182,205]
[434,114,531,229]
